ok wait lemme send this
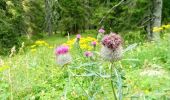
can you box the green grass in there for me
[0,32,170,99]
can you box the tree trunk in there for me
[45,0,52,36]
[151,0,163,41]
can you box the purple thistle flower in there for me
[55,45,69,55]
[91,41,97,47]
[102,33,122,51]
[76,34,81,39]
[101,33,123,61]
[55,45,72,66]
[98,28,105,33]
[84,51,93,57]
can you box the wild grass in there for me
[0,32,170,99]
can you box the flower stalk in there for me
[110,63,117,100]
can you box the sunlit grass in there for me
[0,33,170,99]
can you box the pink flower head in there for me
[98,28,105,33]
[76,34,81,39]
[91,41,97,46]
[55,45,69,55]
[102,33,122,50]
[84,51,93,57]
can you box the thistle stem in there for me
[114,66,122,100]
[110,63,117,100]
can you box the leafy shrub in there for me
[122,31,146,44]
[0,4,24,55]
[0,21,21,55]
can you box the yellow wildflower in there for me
[64,36,98,51]
[144,89,150,94]
[31,49,36,52]
[35,40,48,46]
[162,24,170,29]
[153,27,162,32]
[48,46,53,49]
[0,65,10,72]
[31,45,36,48]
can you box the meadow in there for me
[0,30,170,100]
[1,0,170,99]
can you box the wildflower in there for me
[64,37,97,51]
[80,43,93,51]
[153,27,163,32]
[101,33,123,61]
[162,24,170,29]
[91,41,97,50]
[97,28,105,42]
[31,45,36,48]
[55,46,69,55]
[48,46,53,49]
[55,45,72,66]
[84,51,93,57]
[44,42,49,46]
[31,49,36,52]
[76,34,81,44]
[102,33,122,50]
[91,41,97,47]
[144,89,150,94]
[35,40,48,46]
[98,28,105,33]
[76,34,81,39]
[0,65,10,72]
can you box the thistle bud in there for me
[76,34,81,42]
[98,28,105,33]
[91,41,97,49]
[84,51,93,57]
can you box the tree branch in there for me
[99,0,125,25]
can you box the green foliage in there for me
[162,0,170,23]
[0,1,24,54]
[53,0,92,34]
[122,36,170,69]
[122,30,146,44]
[22,0,45,33]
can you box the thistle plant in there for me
[84,51,93,57]
[98,28,105,33]
[101,32,123,100]
[97,28,105,42]
[55,45,73,99]
[91,41,97,50]
[76,34,81,43]
[55,45,72,66]
[56,33,129,99]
